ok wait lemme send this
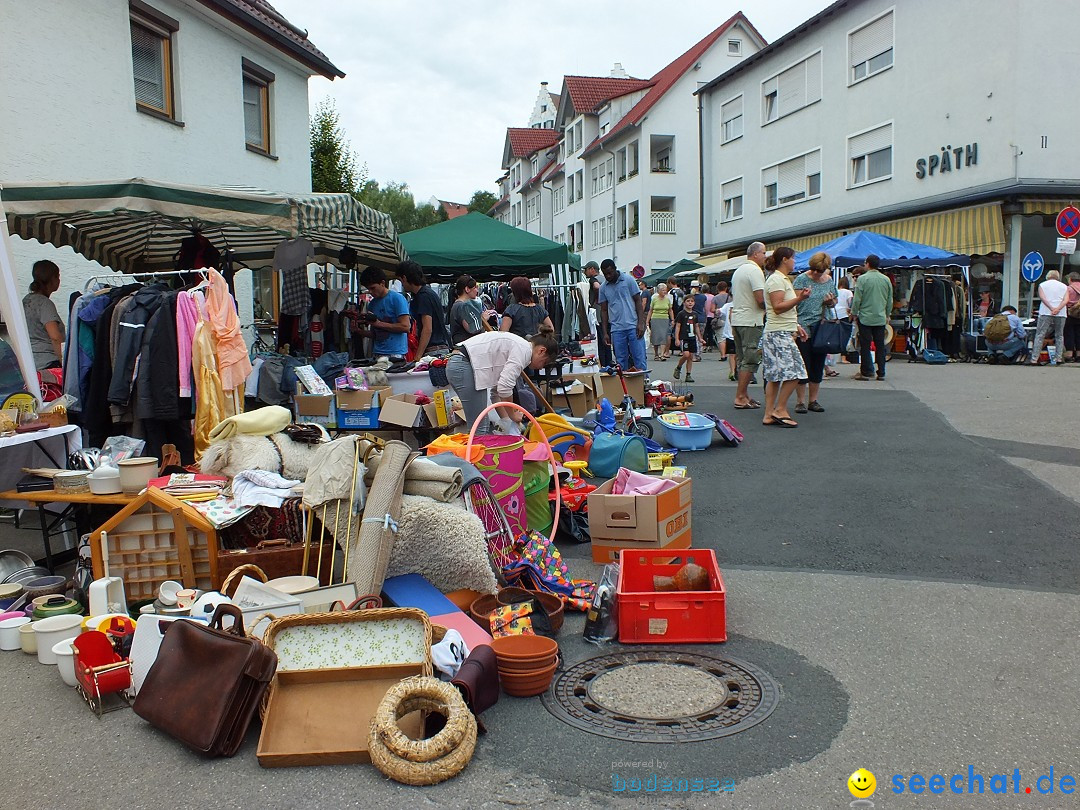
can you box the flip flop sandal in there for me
[733,402,761,410]
[774,417,798,428]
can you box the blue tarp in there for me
[794,230,969,272]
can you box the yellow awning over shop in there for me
[768,203,1005,257]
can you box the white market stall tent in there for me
[0,178,408,399]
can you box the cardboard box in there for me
[379,393,429,428]
[336,406,381,430]
[257,664,424,767]
[599,370,646,406]
[294,394,336,428]
[558,380,595,418]
[335,385,392,412]
[593,531,691,564]
[586,476,692,562]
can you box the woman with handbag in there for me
[761,247,810,428]
[793,252,838,414]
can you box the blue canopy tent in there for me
[794,230,969,273]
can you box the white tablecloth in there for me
[0,423,83,494]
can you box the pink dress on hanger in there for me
[176,290,199,397]
[205,268,252,399]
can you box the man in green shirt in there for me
[850,254,894,381]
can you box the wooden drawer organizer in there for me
[90,488,220,603]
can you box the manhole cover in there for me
[542,650,779,742]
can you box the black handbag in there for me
[811,307,851,354]
[551,501,591,544]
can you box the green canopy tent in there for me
[398,212,580,283]
[1,178,407,273]
[642,258,702,287]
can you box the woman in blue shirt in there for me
[792,252,837,414]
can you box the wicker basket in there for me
[220,564,268,598]
[368,676,477,785]
[54,470,89,494]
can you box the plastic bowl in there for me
[497,651,558,673]
[659,412,715,451]
[468,595,500,631]
[496,588,564,633]
[52,640,78,687]
[500,661,558,697]
[490,633,558,661]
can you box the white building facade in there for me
[0,0,341,326]
[495,15,765,278]
[698,0,1080,312]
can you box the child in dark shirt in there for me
[672,295,703,383]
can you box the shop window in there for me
[242,59,274,155]
[130,4,178,121]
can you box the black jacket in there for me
[108,284,169,406]
[135,291,183,421]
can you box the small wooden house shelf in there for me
[90,488,220,602]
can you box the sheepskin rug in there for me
[199,433,323,481]
[388,495,498,594]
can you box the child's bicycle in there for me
[604,362,653,439]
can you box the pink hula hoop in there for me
[465,404,560,542]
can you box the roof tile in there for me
[506,127,560,159]
[564,75,654,114]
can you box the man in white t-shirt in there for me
[729,241,767,408]
[1030,269,1069,364]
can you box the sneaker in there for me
[876,375,886,381]
[673,366,681,380]
[794,402,808,414]
[852,373,872,381]
[808,401,825,412]
[685,375,695,383]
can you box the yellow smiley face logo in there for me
[848,768,876,798]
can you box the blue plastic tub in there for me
[659,413,714,451]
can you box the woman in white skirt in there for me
[761,246,810,428]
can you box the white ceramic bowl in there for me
[33,614,83,664]
[88,468,122,495]
[53,640,77,687]
[266,575,320,595]
[158,580,182,605]
[0,615,30,650]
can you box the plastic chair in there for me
[73,630,132,717]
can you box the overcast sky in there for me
[270,0,835,205]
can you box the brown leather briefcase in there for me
[133,604,277,757]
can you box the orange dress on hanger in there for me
[205,268,251,417]
[191,292,226,461]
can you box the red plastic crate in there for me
[616,548,726,644]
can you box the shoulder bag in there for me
[811,306,851,354]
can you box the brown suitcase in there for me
[133,604,277,757]
[215,539,337,588]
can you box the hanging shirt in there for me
[274,238,315,316]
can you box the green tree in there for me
[310,98,365,193]
[356,180,445,233]
[467,190,498,215]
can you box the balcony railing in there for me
[650,212,676,235]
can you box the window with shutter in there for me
[778,61,806,115]
[762,51,822,123]
[762,150,821,209]
[130,15,174,117]
[761,165,779,210]
[242,72,270,151]
[849,11,894,83]
[721,177,743,222]
[778,155,806,204]
[721,95,743,143]
[848,124,893,186]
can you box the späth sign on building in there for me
[915,143,978,179]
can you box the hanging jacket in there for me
[136,291,182,421]
[108,284,169,406]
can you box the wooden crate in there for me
[90,488,219,603]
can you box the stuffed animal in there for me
[199,428,327,481]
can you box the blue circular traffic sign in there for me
[1057,206,1080,238]
[1021,251,1044,283]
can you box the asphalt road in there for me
[2,357,1079,808]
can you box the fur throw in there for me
[388,495,498,594]
[200,432,324,481]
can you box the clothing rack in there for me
[83,269,205,291]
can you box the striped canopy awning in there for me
[0,178,407,273]
[772,203,1006,257]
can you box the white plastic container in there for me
[53,640,78,687]
[117,457,157,494]
[88,576,127,616]
[33,614,83,664]
[0,615,30,650]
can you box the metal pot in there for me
[0,550,36,583]
[22,576,67,600]
[2,565,50,585]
